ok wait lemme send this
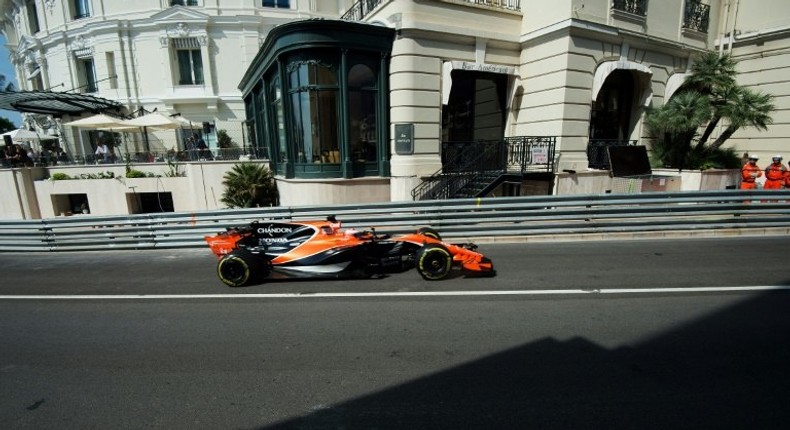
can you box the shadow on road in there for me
[261,291,790,429]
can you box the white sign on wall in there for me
[531,147,548,164]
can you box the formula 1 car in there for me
[205,216,495,287]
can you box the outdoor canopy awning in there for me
[0,90,123,116]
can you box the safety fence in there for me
[1,190,790,252]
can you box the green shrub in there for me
[217,129,235,148]
[78,171,115,179]
[50,173,71,181]
[126,170,151,178]
[221,163,278,208]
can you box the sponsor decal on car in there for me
[259,237,289,245]
[257,226,293,234]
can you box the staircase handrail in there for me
[412,140,506,200]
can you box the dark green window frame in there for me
[287,56,342,176]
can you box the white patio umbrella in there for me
[122,113,176,153]
[121,112,184,129]
[1,128,58,142]
[63,114,130,161]
[1,128,59,154]
[62,113,127,129]
[121,112,200,152]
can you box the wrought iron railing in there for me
[412,141,505,201]
[683,0,710,33]
[587,139,637,170]
[612,0,647,16]
[504,136,556,174]
[455,0,521,12]
[341,0,520,21]
[341,0,385,21]
[412,137,557,200]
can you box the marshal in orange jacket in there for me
[764,162,787,190]
[741,162,762,190]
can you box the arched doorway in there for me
[589,70,635,142]
[587,62,652,169]
[442,70,508,142]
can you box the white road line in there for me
[0,286,789,300]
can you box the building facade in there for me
[0,0,788,216]
[239,0,788,203]
[0,0,352,161]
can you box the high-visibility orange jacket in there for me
[741,162,762,189]
[764,162,786,189]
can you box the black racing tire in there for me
[417,227,442,241]
[217,250,266,287]
[416,244,452,281]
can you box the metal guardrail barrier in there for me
[1,190,790,252]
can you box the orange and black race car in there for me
[205,216,495,287]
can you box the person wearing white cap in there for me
[740,155,761,190]
[764,155,786,190]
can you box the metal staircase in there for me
[411,136,556,201]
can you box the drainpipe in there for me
[728,0,740,54]
[719,0,730,55]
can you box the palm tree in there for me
[684,51,737,95]
[645,91,711,168]
[646,51,775,169]
[709,87,774,150]
[220,163,278,208]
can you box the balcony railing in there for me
[683,0,710,33]
[455,0,521,12]
[341,0,384,21]
[341,0,521,21]
[612,0,647,16]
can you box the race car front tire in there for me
[416,244,452,280]
[217,250,266,287]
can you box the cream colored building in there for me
[375,0,786,199]
[0,0,787,219]
[716,0,790,158]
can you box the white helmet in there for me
[773,154,783,161]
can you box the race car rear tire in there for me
[417,227,442,241]
[416,244,452,280]
[217,250,266,287]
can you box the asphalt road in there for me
[1,236,790,295]
[1,237,789,429]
